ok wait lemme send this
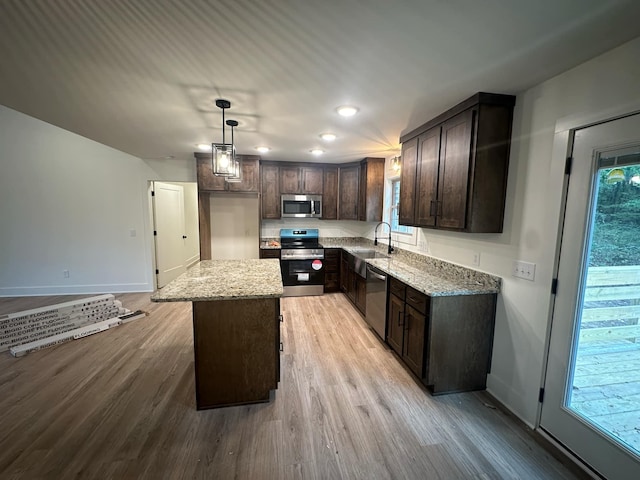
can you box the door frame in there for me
[536,105,640,474]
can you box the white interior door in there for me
[153,182,186,288]
[541,113,640,479]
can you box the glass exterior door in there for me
[540,114,640,479]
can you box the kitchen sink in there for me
[352,249,388,277]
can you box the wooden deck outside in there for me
[570,265,640,455]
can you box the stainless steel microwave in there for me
[281,194,322,218]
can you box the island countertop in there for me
[151,259,284,302]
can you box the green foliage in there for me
[589,165,640,267]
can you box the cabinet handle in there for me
[405,315,410,332]
[279,342,284,352]
[437,201,443,216]
[279,314,284,323]
[429,200,437,216]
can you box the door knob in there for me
[182,235,187,239]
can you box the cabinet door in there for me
[196,155,227,191]
[387,294,404,356]
[437,109,474,229]
[227,157,259,192]
[399,137,418,225]
[261,165,281,219]
[355,275,367,314]
[323,248,340,293]
[338,165,359,220]
[358,158,385,222]
[323,167,338,219]
[280,166,301,194]
[301,167,323,194]
[403,305,426,378]
[340,254,349,293]
[415,128,441,227]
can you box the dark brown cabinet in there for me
[386,275,497,394]
[358,157,385,222]
[339,250,365,315]
[261,164,280,219]
[322,167,338,220]
[386,278,428,378]
[338,165,360,220]
[259,248,281,259]
[196,153,259,193]
[279,166,323,194]
[323,248,341,293]
[399,92,515,233]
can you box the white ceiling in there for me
[1,0,639,164]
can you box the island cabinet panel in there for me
[322,167,338,220]
[261,164,281,219]
[399,92,515,233]
[385,275,497,394]
[192,298,280,409]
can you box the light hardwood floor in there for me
[0,292,583,479]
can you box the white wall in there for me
[0,105,195,296]
[394,36,640,426]
[211,194,260,259]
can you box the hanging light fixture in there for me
[391,155,401,173]
[212,99,235,177]
[225,119,243,183]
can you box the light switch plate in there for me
[512,260,536,281]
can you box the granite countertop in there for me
[151,259,283,302]
[325,238,501,297]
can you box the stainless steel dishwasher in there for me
[365,264,388,340]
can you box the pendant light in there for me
[225,119,243,183]
[212,99,235,177]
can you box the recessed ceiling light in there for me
[320,133,337,142]
[197,144,211,151]
[337,105,358,117]
[255,146,271,153]
[310,149,324,156]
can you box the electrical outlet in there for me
[63,270,70,278]
[129,229,137,237]
[472,252,481,266]
[512,260,536,281]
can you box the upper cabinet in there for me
[337,158,384,221]
[195,153,260,193]
[260,160,383,221]
[279,166,324,194]
[322,167,338,220]
[399,92,515,233]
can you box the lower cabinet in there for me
[259,248,281,259]
[386,275,497,394]
[340,250,365,315]
[323,248,341,293]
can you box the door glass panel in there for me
[568,151,640,456]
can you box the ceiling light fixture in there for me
[320,133,337,142]
[337,105,358,117]
[256,146,271,153]
[224,119,242,183]
[310,149,324,156]
[211,99,235,177]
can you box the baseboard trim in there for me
[479,391,601,480]
[0,283,153,297]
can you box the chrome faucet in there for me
[374,221,394,254]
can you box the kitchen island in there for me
[151,259,283,410]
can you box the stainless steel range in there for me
[280,228,324,297]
